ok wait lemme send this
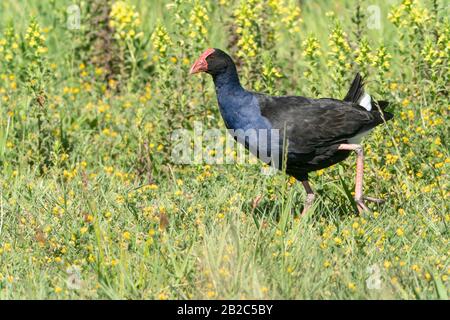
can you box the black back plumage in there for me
[255,74,393,180]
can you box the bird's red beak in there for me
[189,48,215,75]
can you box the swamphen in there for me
[190,48,393,215]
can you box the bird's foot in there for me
[251,194,263,214]
[301,193,316,217]
[300,207,309,216]
[363,196,385,204]
[355,195,385,214]
[355,198,370,214]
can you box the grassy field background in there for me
[0,0,448,299]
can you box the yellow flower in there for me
[3,243,12,252]
[402,99,410,107]
[158,292,168,300]
[151,23,172,59]
[110,1,141,41]
[334,237,343,246]
[288,176,296,185]
[104,166,114,174]
[123,231,131,240]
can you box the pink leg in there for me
[301,180,315,216]
[338,144,370,213]
[251,194,263,215]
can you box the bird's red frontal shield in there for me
[189,48,215,74]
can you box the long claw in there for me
[301,206,310,216]
[299,180,315,217]
[363,196,385,204]
[356,199,370,214]
[301,193,315,217]
[250,194,263,215]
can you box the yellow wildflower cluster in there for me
[302,36,321,61]
[436,26,450,58]
[0,27,19,66]
[354,39,372,76]
[150,23,172,61]
[328,23,351,67]
[389,0,430,28]
[109,1,143,41]
[188,0,209,42]
[23,19,50,99]
[25,19,48,56]
[259,55,283,92]
[234,0,263,59]
[327,22,352,90]
[372,45,391,72]
[63,168,78,181]
[421,39,438,67]
[421,29,449,71]
[0,73,17,104]
[139,83,152,103]
[265,0,302,45]
[302,35,321,78]
[277,0,302,35]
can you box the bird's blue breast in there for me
[216,87,272,131]
[215,82,281,166]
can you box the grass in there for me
[0,0,448,299]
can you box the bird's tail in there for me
[344,73,365,104]
[344,73,372,111]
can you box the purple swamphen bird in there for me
[190,48,393,215]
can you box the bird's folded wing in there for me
[257,95,376,154]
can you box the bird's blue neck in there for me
[211,67,271,132]
[212,69,250,129]
[212,66,244,94]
